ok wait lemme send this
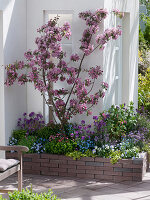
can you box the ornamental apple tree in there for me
[5,9,122,128]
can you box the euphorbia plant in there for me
[5,9,122,128]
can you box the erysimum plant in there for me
[5,9,122,129]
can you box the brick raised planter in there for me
[6,152,149,182]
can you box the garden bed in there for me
[6,152,149,182]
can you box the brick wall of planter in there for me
[6,152,149,182]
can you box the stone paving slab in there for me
[0,169,150,200]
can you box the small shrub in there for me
[45,135,77,155]
[66,149,96,160]
[37,125,60,139]
[94,102,137,144]
[12,130,27,140]
[0,186,60,200]
[18,136,37,153]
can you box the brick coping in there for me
[6,152,149,182]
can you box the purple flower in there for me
[87,125,91,128]
[78,126,82,130]
[23,113,27,116]
[29,112,35,117]
[93,116,98,120]
[81,120,85,124]
[70,133,74,137]
[81,136,85,140]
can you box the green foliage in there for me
[136,113,150,139]
[66,149,96,160]
[12,130,26,140]
[45,140,77,155]
[142,143,150,154]
[138,17,150,75]
[18,136,37,153]
[139,25,147,51]
[94,145,112,158]
[110,151,122,164]
[37,125,60,139]
[96,102,137,143]
[7,187,60,200]
[144,16,150,46]
[140,0,150,16]
[138,68,150,113]
[36,123,74,139]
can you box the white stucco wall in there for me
[103,0,139,109]
[0,0,27,146]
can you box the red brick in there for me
[79,157,94,162]
[68,169,85,174]
[133,168,142,173]
[24,169,40,175]
[23,161,32,166]
[41,171,58,176]
[95,157,110,162]
[6,152,18,158]
[68,160,85,166]
[50,160,67,164]
[49,168,67,172]
[104,171,122,176]
[123,172,142,177]
[132,176,142,181]
[86,170,103,175]
[119,159,133,164]
[77,173,94,179]
[32,166,48,171]
[23,165,32,170]
[95,174,113,180]
[58,155,73,160]
[32,158,49,163]
[59,164,76,169]
[67,173,77,177]
[41,162,58,168]
[95,166,113,171]
[104,162,122,168]
[59,172,68,177]
[43,154,59,159]
[77,165,95,170]
[123,164,143,168]
[23,169,34,174]
[30,162,40,167]
[24,154,40,159]
[113,176,132,182]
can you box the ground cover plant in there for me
[9,103,150,163]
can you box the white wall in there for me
[0,0,27,146]
[103,0,139,109]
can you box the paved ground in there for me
[1,169,150,200]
